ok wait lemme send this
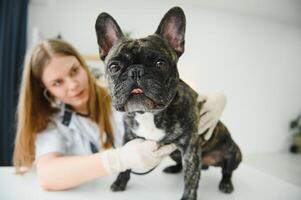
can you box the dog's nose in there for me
[128,66,144,80]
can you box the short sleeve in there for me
[35,123,67,159]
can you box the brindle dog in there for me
[95,6,242,200]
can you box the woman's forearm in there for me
[36,152,108,191]
[36,139,176,191]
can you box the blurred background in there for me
[1,0,301,184]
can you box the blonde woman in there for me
[13,39,226,191]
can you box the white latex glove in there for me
[197,92,226,140]
[100,139,177,174]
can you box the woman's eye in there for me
[71,66,79,75]
[53,80,62,87]
[156,60,166,68]
[109,63,121,74]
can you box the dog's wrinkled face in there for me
[95,7,186,112]
[104,36,180,112]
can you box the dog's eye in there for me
[108,63,121,74]
[156,60,166,68]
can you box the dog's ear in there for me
[155,7,186,56]
[95,13,124,60]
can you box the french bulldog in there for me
[95,6,242,200]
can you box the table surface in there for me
[1,158,300,200]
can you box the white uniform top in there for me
[34,104,124,160]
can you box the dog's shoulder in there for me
[170,79,199,114]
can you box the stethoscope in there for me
[60,104,156,176]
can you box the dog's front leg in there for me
[110,127,136,191]
[181,136,202,200]
[110,169,131,191]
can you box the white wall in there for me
[28,0,301,153]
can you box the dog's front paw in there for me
[110,180,127,192]
[110,170,131,192]
[219,179,234,193]
[180,196,196,200]
[163,164,182,173]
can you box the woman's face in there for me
[42,55,90,113]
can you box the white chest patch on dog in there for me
[134,112,166,142]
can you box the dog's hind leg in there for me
[219,146,242,193]
[219,167,234,193]
[163,149,183,173]
[201,165,209,170]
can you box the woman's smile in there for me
[72,89,85,99]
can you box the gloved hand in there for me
[100,139,177,174]
[198,92,226,140]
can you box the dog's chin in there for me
[124,94,163,112]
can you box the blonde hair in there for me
[13,39,114,174]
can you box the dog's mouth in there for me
[131,88,144,94]
[124,87,163,112]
